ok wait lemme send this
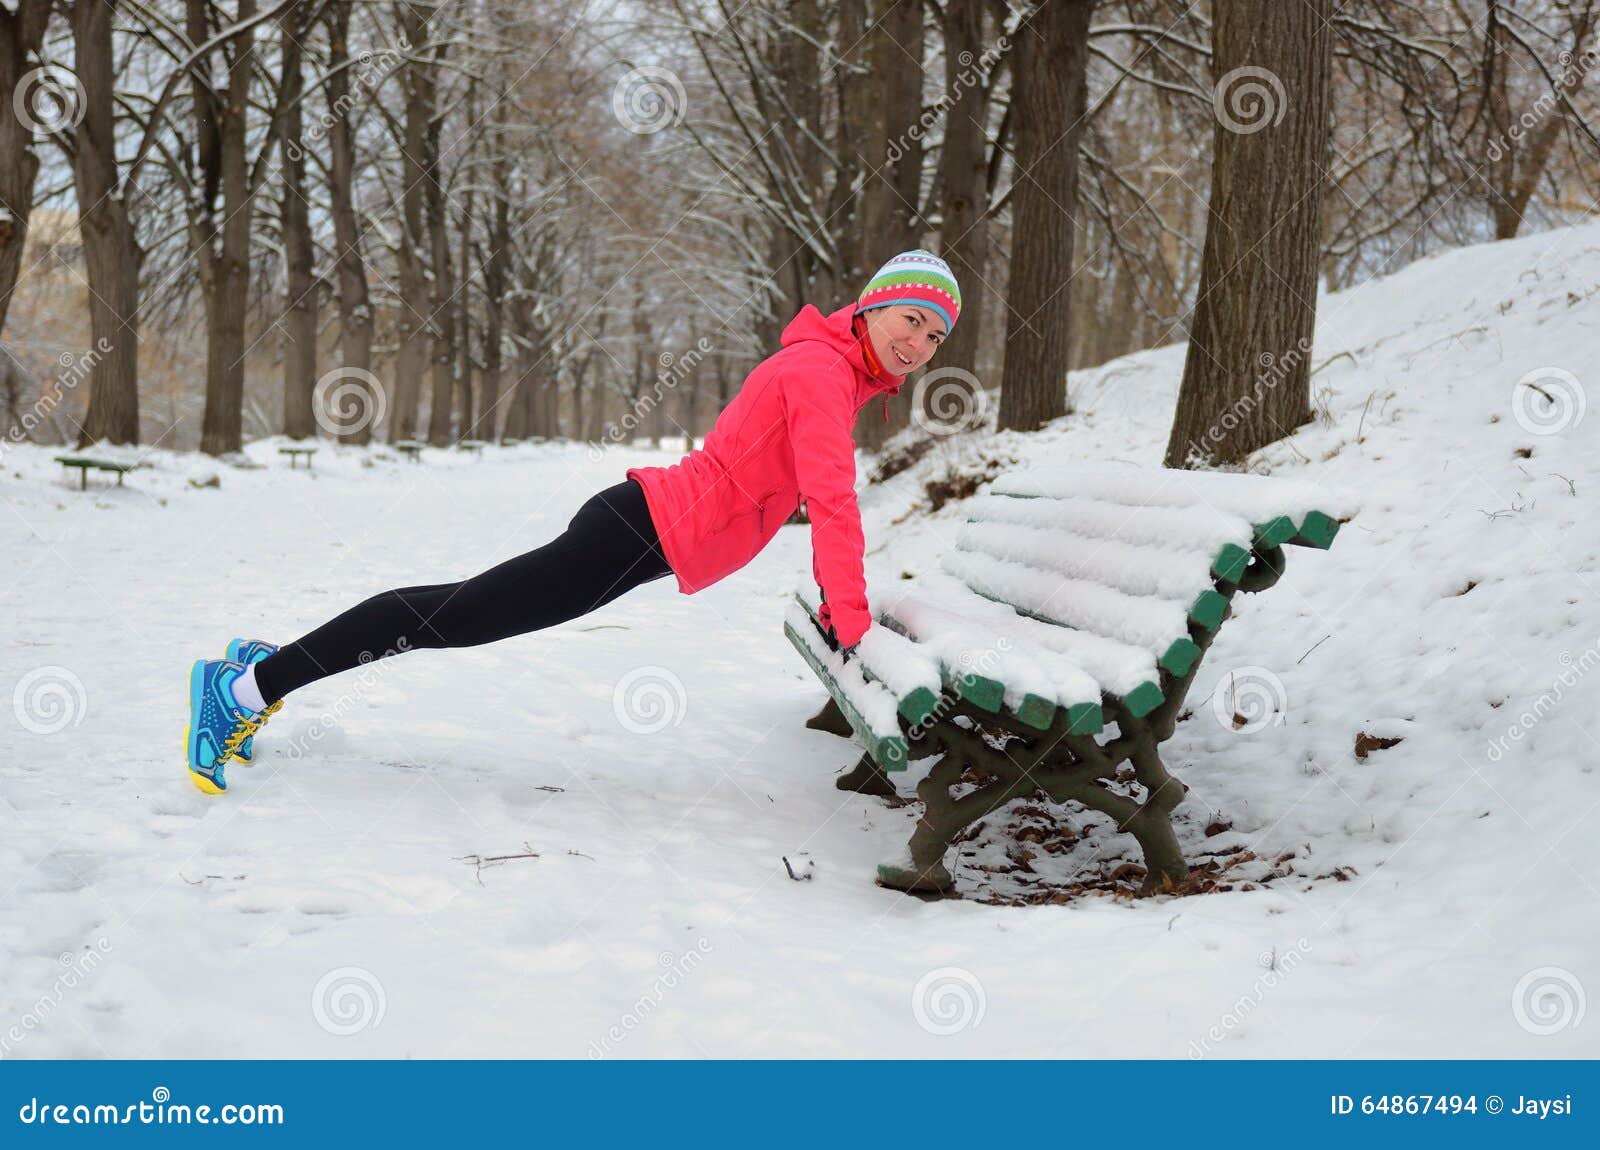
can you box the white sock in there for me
[232,663,268,713]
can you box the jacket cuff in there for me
[829,605,871,649]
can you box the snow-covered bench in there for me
[786,465,1356,896]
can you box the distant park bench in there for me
[787,465,1354,896]
[278,445,318,469]
[456,439,489,455]
[395,440,425,462]
[55,455,140,491]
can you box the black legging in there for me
[253,479,671,705]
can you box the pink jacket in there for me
[626,304,902,647]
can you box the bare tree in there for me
[0,1,52,341]
[936,0,1003,388]
[1164,0,1334,467]
[996,0,1095,433]
[325,0,377,444]
[185,0,288,456]
[423,30,457,446]
[280,0,318,440]
[69,0,142,446]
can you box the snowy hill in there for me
[2,221,1597,1058]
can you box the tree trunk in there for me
[196,0,260,457]
[390,1,433,443]
[478,207,508,442]
[456,203,474,438]
[856,0,927,451]
[996,0,1093,434]
[502,300,532,441]
[424,38,455,446]
[69,0,141,446]
[1163,0,1332,468]
[825,0,870,305]
[326,0,375,444]
[281,2,317,440]
[474,97,510,442]
[0,1,50,341]
[935,0,992,397]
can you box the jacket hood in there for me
[780,304,905,397]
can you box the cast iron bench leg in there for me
[805,697,852,737]
[836,752,898,798]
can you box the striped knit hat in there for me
[855,249,961,333]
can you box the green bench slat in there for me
[1159,637,1200,678]
[784,620,908,771]
[897,686,940,727]
[877,613,1006,713]
[1188,588,1228,631]
[955,671,1004,712]
[1014,693,1056,731]
[957,583,1172,714]
[1211,543,1250,583]
[1065,701,1104,734]
[1292,509,1340,549]
[1120,681,1164,719]
[1253,515,1297,548]
[794,594,941,728]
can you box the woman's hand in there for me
[817,612,858,662]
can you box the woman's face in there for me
[864,304,946,376]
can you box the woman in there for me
[184,250,961,793]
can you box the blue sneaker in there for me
[185,659,274,794]
[225,638,280,762]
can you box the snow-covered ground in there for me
[2,221,1598,1058]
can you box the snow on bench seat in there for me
[963,492,1258,579]
[787,464,1356,776]
[954,518,1231,630]
[887,574,1166,717]
[992,465,1355,550]
[942,549,1201,676]
[794,585,942,726]
[878,592,1103,733]
[783,600,910,769]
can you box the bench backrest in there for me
[791,466,1355,769]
